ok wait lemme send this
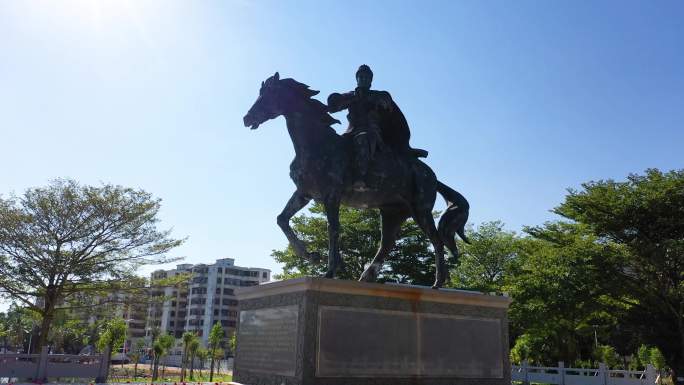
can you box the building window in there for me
[262,272,268,279]
[214,309,219,316]
[170,311,175,316]
[222,299,238,306]
[218,267,222,273]
[191,287,207,295]
[223,288,233,295]
[215,288,221,294]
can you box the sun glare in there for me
[23,0,147,34]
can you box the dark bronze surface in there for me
[243,69,470,288]
[238,305,299,376]
[317,307,503,378]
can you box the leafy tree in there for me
[208,322,224,381]
[50,315,89,354]
[195,347,208,378]
[272,203,447,285]
[96,318,128,377]
[652,347,667,383]
[594,345,620,368]
[510,333,534,365]
[0,304,35,352]
[228,332,237,356]
[0,179,183,350]
[127,339,145,380]
[638,344,651,369]
[550,169,684,383]
[506,223,622,365]
[212,347,224,375]
[449,221,520,293]
[151,333,174,380]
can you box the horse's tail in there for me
[436,181,470,259]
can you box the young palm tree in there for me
[196,347,208,379]
[208,322,224,381]
[180,332,196,382]
[188,338,200,380]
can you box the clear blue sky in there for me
[1,0,683,309]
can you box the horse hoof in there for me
[324,270,334,278]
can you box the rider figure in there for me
[327,65,393,188]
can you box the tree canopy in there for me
[272,203,450,286]
[0,179,183,348]
[545,169,684,380]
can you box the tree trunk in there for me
[180,347,187,382]
[152,356,159,381]
[209,351,215,381]
[36,310,53,353]
[189,352,195,379]
[133,361,138,380]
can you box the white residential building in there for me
[146,258,270,347]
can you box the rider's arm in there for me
[327,92,354,113]
[379,91,394,111]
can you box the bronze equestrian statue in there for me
[243,69,469,288]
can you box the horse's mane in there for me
[281,78,341,128]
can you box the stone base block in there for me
[233,277,511,385]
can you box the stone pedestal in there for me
[233,277,511,385]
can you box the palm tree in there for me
[208,322,224,381]
[188,337,200,380]
[151,333,174,381]
[180,332,196,382]
[195,347,208,379]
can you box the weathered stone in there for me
[233,277,511,385]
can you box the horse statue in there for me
[243,72,469,288]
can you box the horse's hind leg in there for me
[277,191,318,261]
[323,197,342,278]
[412,207,448,289]
[360,207,409,282]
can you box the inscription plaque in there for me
[317,307,503,378]
[238,305,298,376]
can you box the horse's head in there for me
[244,72,288,130]
[243,72,324,130]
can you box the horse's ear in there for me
[274,72,280,81]
[261,81,264,87]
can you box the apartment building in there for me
[146,257,270,347]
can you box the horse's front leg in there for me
[277,191,319,262]
[324,197,342,278]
